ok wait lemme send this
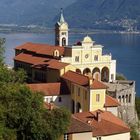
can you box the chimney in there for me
[97,111,101,122]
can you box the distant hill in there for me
[0,0,76,26]
[0,0,140,31]
[64,0,140,30]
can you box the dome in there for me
[82,36,93,43]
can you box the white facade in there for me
[92,132,130,140]
[61,36,116,82]
[44,94,71,109]
[72,132,92,140]
[105,107,118,116]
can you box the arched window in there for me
[126,95,128,103]
[76,69,81,74]
[118,96,121,103]
[122,95,125,103]
[76,102,82,113]
[71,100,75,114]
[62,37,66,46]
[101,67,109,82]
[83,68,91,76]
[54,50,59,57]
[92,67,100,81]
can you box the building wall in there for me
[111,81,136,124]
[110,60,116,81]
[105,107,118,116]
[92,132,130,140]
[44,95,71,109]
[72,132,92,140]
[60,65,76,76]
[90,89,106,111]
[61,43,116,82]
[71,83,89,113]
[46,69,60,82]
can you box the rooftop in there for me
[90,79,108,89]
[15,42,65,56]
[74,110,130,137]
[67,115,92,134]
[105,95,120,107]
[27,83,61,96]
[61,70,89,86]
[14,53,69,70]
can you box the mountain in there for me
[64,0,140,30]
[0,0,140,31]
[0,0,76,26]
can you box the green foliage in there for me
[0,66,27,84]
[135,97,140,120]
[130,125,139,140]
[116,73,127,80]
[0,38,5,65]
[0,64,71,140]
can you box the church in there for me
[14,10,131,140]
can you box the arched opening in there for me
[83,68,91,77]
[122,95,125,103]
[76,69,82,74]
[118,96,121,103]
[129,94,131,103]
[92,67,100,81]
[71,100,75,114]
[118,112,122,119]
[122,110,127,121]
[126,95,128,103]
[62,37,66,46]
[76,102,82,113]
[101,67,109,82]
[54,50,59,57]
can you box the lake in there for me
[1,32,140,97]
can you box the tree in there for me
[116,73,127,80]
[130,125,139,140]
[0,62,70,140]
[0,38,6,65]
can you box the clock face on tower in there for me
[85,54,89,59]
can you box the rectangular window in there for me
[78,88,80,96]
[85,91,87,100]
[111,74,114,80]
[62,32,66,35]
[58,97,62,102]
[94,55,98,61]
[97,137,101,140]
[96,94,100,102]
[64,134,69,140]
[75,56,79,62]
[71,84,74,94]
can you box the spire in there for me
[59,8,65,23]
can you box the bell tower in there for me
[55,8,69,47]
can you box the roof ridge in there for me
[72,115,92,129]
[69,70,89,80]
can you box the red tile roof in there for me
[62,71,89,86]
[27,83,61,96]
[14,53,69,70]
[90,79,108,89]
[14,53,48,65]
[74,110,130,137]
[105,95,120,107]
[67,115,92,134]
[15,42,65,56]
